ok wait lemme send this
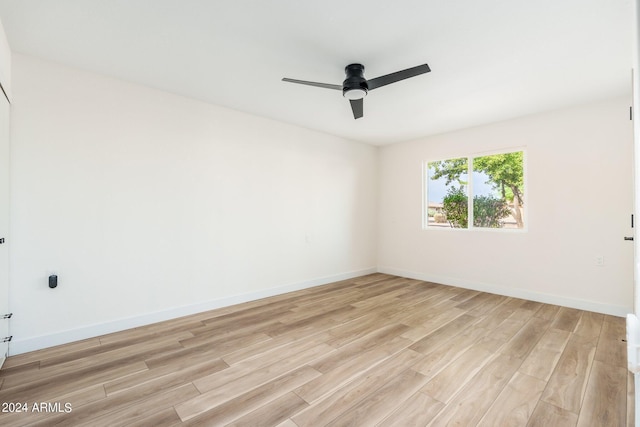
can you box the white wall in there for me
[7,52,634,354]
[9,54,378,354]
[378,96,634,316]
[0,18,10,97]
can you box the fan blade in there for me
[349,98,363,119]
[282,78,342,91]
[367,64,431,90]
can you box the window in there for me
[424,150,525,230]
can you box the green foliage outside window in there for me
[442,187,468,228]
[473,195,511,228]
[442,189,511,229]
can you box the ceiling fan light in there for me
[343,88,367,100]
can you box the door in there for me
[0,86,9,367]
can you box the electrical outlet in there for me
[595,256,604,266]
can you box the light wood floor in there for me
[0,274,633,426]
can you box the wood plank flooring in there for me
[0,273,633,426]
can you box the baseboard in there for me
[9,267,377,356]
[377,266,632,317]
[13,264,626,356]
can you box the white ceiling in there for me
[0,0,634,145]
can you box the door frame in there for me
[0,80,10,368]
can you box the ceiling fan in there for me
[282,63,431,119]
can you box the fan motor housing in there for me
[343,63,368,98]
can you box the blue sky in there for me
[427,168,496,204]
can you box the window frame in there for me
[423,147,527,232]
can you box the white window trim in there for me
[423,147,527,232]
